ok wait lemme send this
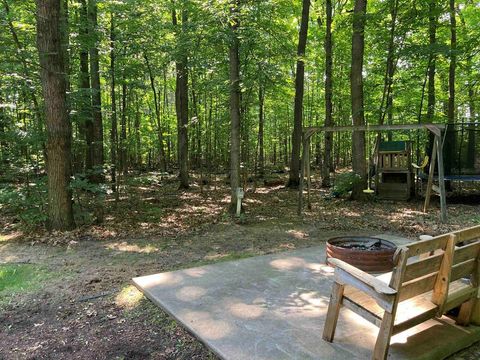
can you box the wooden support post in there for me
[236,187,244,217]
[322,282,345,342]
[298,133,306,215]
[423,136,437,212]
[432,234,455,314]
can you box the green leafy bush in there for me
[332,172,362,197]
[0,178,48,228]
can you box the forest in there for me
[1,0,480,359]
[0,0,477,230]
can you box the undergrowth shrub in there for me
[332,172,362,197]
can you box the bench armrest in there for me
[330,258,397,312]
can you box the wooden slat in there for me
[451,259,476,282]
[404,254,442,282]
[342,297,383,328]
[454,242,480,265]
[444,286,477,313]
[400,273,437,302]
[432,234,455,312]
[393,307,438,335]
[344,286,385,317]
[454,225,480,244]
[406,235,448,257]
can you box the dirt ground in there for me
[1,176,480,359]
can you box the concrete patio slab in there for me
[133,235,480,360]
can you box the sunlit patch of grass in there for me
[189,252,256,267]
[0,264,52,303]
[0,232,22,242]
[105,241,159,254]
[116,285,144,310]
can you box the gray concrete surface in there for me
[133,235,480,360]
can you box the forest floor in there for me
[1,172,480,360]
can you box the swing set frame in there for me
[298,123,448,222]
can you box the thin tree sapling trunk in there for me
[288,0,311,188]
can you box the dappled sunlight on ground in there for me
[0,232,22,243]
[286,229,309,239]
[175,286,207,302]
[270,257,307,271]
[181,310,232,340]
[226,299,265,320]
[105,241,159,254]
[115,285,144,310]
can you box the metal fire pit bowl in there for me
[326,236,397,273]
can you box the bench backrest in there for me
[388,225,480,308]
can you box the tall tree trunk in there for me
[379,0,399,130]
[36,0,75,230]
[0,94,7,163]
[427,0,437,122]
[88,0,104,180]
[351,0,367,199]
[466,85,476,169]
[445,0,457,176]
[288,0,311,188]
[134,92,141,167]
[79,0,92,171]
[120,82,127,175]
[229,0,241,212]
[144,54,167,172]
[426,0,438,158]
[322,0,333,187]
[258,82,265,178]
[173,5,189,189]
[110,15,118,191]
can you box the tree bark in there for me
[351,0,367,199]
[466,85,476,169]
[134,92,141,167]
[427,0,437,122]
[79,0,92,171]
[258,82,265,178]
[0,94,7,163]
[288,0,311,188]
[229,0,241,212]
[379,0,398,128]
[36,0,75,230]
[426,0,437,158]
[173,5,190,189]
[445,0,457,176]
[88,0,104,180]
[120,81,127,175]
[144,54,167,172]
[322,0,333,187]
[110,15,118,191]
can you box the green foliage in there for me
[0,178,48,228]
[332,172,362,198]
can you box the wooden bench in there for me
[322,225,480,360]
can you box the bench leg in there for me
[373,311,395,360]
[457,298,475,326]
[322,282,344,342]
